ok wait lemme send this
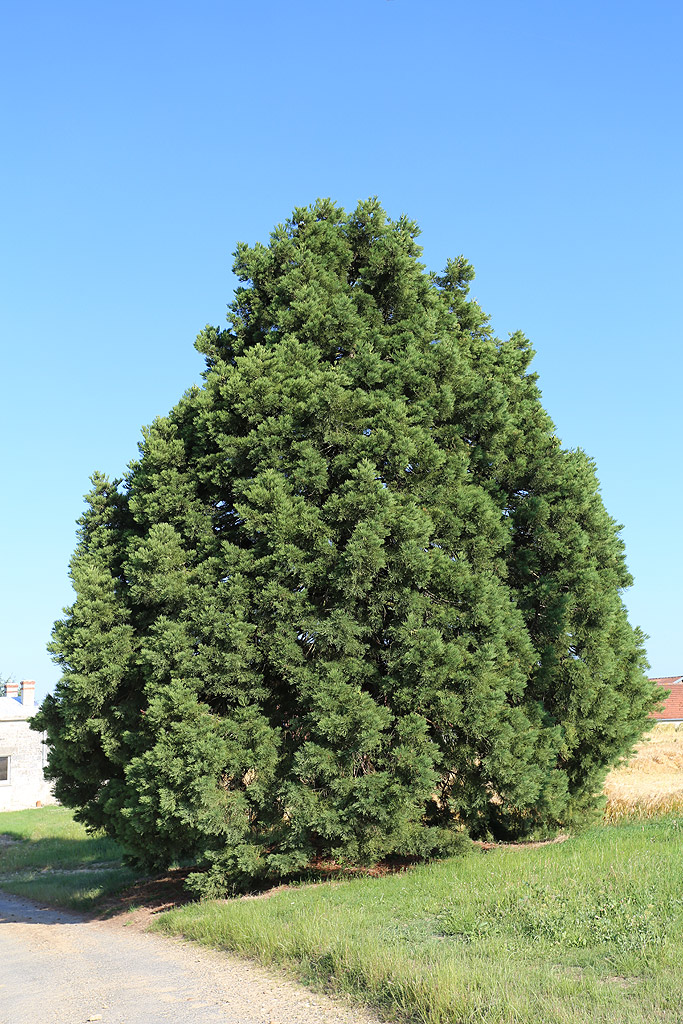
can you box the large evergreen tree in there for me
[35,199,657,893]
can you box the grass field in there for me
[154,818,683,1024]
[0,805,138,909]
[604,723,683,822]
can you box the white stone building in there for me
[0,680,57,811]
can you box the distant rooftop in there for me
[0,679,35,717]
[650,676,683,722]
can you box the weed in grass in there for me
[439,878,675,952]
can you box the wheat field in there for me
[604,722,683,821]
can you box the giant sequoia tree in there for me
[36,199,657,893]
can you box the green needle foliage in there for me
[35,199,658,895]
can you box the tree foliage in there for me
[35,199,657,893]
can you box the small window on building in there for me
[0,755,10,784]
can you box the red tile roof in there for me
[650,677,683,721]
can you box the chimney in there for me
[20,680,36,707]
[4,680,19,700]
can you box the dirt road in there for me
[0,892,380,1024]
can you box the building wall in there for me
[0,717,57,812]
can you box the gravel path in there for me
[0,892,382,1024]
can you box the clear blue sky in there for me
[1,1,681,703]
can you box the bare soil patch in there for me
[474,833,570,852]
[95,868,196,931]
[0,834,22,846]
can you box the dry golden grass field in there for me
[604,722,683,822]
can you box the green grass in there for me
[153,818,683,1024]
[0,866,141,910]
[0,806,139,909]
